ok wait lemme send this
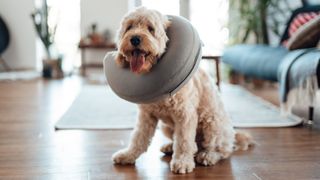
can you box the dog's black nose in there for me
[130,36,141,46]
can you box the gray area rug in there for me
[55,84,302,130]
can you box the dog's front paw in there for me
[170,156,195,174]
[195,150,221,166]
[112,149,136,165]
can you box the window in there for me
[190,0,229,55]
[138,0,229,76]
[140,0,228,55]
[35,0,81,71]
[141,0,180,15]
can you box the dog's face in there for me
[116,7,170,74]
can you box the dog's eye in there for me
[148,26,154,33]
[126,25,132,31]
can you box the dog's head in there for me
[116,7,171,74]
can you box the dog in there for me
[112,7,253,174]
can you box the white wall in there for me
[0,0,133,69]
[0,0,36,70]
[81,0,128,42]
[80,0,129,64]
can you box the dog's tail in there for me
[234,131,255,151]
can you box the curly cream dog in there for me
[112,7,253,174]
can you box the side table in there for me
[78,43,116,76]
[202,55,221,89]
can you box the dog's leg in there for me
[160,123,173,155]
[170,110,197,174]
[195,120,235,166]
[160,143,173,155]
[195,93,236,166]
[112,112,158,164]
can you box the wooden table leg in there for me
[214,57,221,90]
[201,55,221,90]
[0,56,10,71]
[81,49,86,76]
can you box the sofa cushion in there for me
[222,44,288,81]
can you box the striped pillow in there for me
[283,12,320,46]
[286,15,320,50]
[289,12,320,36]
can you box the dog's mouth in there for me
[129,49,149,73]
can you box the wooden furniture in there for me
[78,43,116,76]
[78,42,222,88]
[202,55,221,88]
[0,56,10,71]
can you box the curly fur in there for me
[116,7,170,73]
[112,7,254,174]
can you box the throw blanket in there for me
[279,48,320,112]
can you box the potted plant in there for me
[229,0,295,45]
[31,0,63,78]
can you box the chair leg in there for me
[309,106,314,121]
[0,56,10,71]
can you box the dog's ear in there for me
[116,15,131,46]
[152,10,171,30]
[116,53,129,68]
[116,22,126,46]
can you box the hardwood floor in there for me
[0,76,319,180]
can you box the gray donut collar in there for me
[104,15,202,104]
